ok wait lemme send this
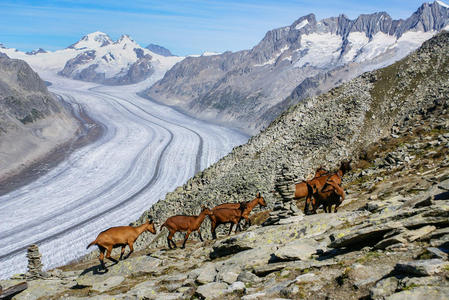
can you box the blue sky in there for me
[0,0,438,55]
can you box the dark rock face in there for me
[145,1,449,134]
[146,44,174,57]
[0,55,60,132]
[58,50,96,78]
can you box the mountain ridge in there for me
[145,1,449,134]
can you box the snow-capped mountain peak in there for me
[68,31,113,50]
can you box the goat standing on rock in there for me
[87,219,156,270]
[160,205,213,249]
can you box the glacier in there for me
[0,72,248,280]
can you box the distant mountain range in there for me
[144,1,449,134]
[0,2,448,134]
[0,32,182,85]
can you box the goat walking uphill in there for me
[212,192,267,227]
[305,161,351,214]
[209,202,247,239]
[160,205,213,249]
[87,219,156,269]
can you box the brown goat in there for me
[160,205,213,249]
[212,192,266,227]
[310,183,345,213]
[294,167,328,200]
[87,219,156,269]
[304,161,351,214]
[209,202,247,239]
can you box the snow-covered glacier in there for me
[0,74,248,280]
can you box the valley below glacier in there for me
[0,74,248,280]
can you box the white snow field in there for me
[0,73,248,280]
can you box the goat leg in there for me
[181,231,191,249]
[236,221,242,232]
[119,246,126,260]
[228,223,234,235]
[105,247,118,264]
[211,222,217,239]
[197,230,204,242]
[124,243,134,259]
[167,232,176,249]
[99,247,107,270]
[245,216,251,227]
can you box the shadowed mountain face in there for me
[0,54,59,130]
[146,44,174,57]
[0,54,78,179]
[145,1,449,134]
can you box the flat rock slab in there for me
[395,259,449,276]
[91,275,124,293]
[386,286,449,300]
[80,255,162,279]
[295,273,316,283]
[125,280,158,299]
[370,277,399,299]
[329,222,403,248]
[273,238,321,261]
[195,263,217,284]
[350,263,394,289]
[196,282,228,299]
[253,259,336,276]
[11,279,66,300]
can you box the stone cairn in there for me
[26,244,45,279]
[263,165,302,226]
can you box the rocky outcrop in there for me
[145,1,449,134]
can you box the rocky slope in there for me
[145,1,449,134]
[0,54,78,181]
[2,43,449,298]
[131,30,449,247]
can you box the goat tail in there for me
[86,239,97,249]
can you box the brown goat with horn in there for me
[209,202,247,239]
[160,205,213,249]
[211,192,266,227]
[87,219,156,269]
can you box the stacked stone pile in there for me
[26,244,44,279]
[264,165,302,225]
